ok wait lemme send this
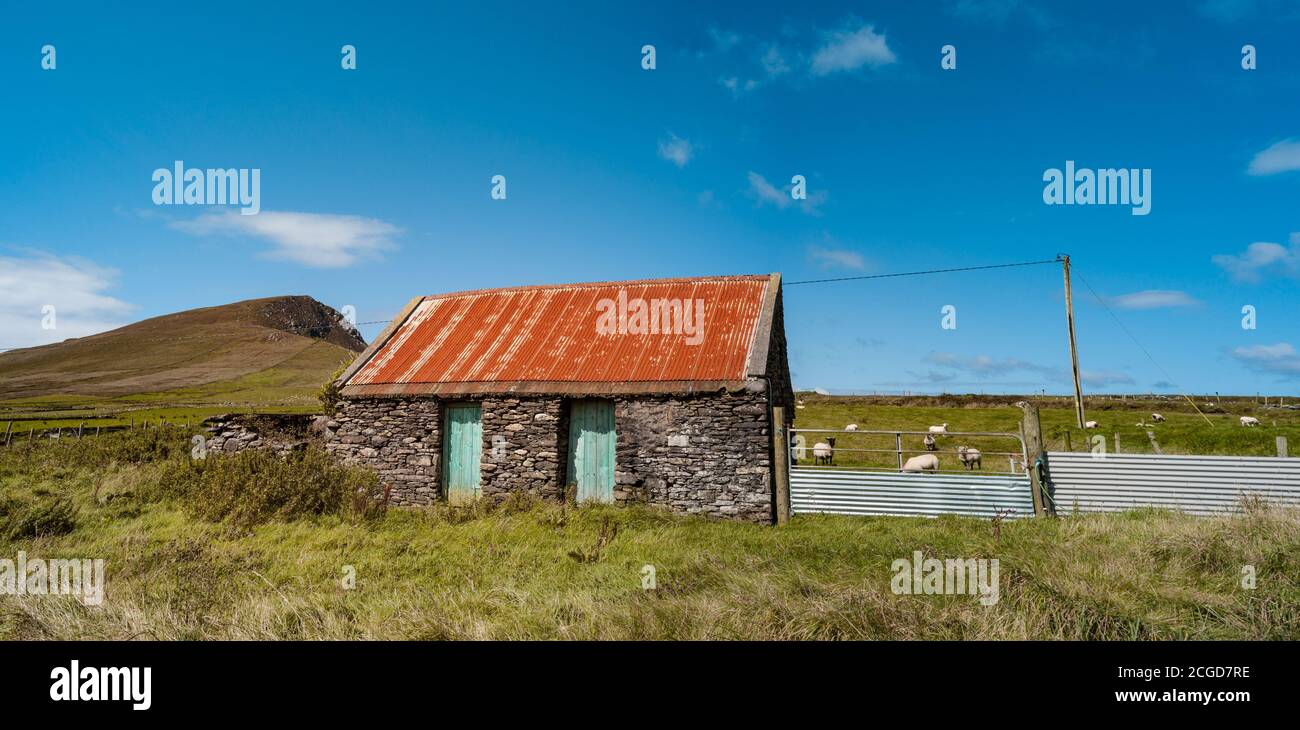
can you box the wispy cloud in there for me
[1231,342,1300,378]
[809,19,897,76]
[808,245,866,270]
[746,172,826,214]
[171,210,401,268]
[1247,139,1300,176]
[0,251,133,349]
[1105,289,1201,310]
[657,134,694,167]
[924,351,1135,388]
[1212,234,1300,282]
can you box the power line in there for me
[1071,266,1214,426]
[784,257,1060,286]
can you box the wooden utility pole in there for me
[772,406,791,526]
[1020,401,1052,517]
[1061,255,1086,429]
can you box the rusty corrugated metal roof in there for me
[342,274,779,396]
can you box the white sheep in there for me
[1240,416,1260,427]
[957,446,982,471]
[813,437,836,464]
[1151,413,1165,423]
[1084,420,1098,429]
[928,423,949,434]
[902,453,940,472]
[923,434,938,451]
[845,423,858,431]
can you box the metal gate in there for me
[789,429,1034,519]
[1047,451,1300,516]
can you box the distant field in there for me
[792,393,1300,471]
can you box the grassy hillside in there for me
[1,431,1296,640]
[0,296,363,429]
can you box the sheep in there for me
[923,434,938,451]
[902,453,940,472]
[1240,416,1260,427]
[813,436,837,465]
[1151,413,1165,423]
[928,423,949,434]
[957,446,982,471]
[845,423,858,431]
[1084,420,1098,429]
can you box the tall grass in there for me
[1,430,1297,640]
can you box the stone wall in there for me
[325,388,775,522]
[202,414,320,456]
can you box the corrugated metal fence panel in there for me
[1047,452,1300,516]
[790,469,1034,519]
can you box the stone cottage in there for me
[325,274,793,523]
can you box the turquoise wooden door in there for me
[567,400,616,503]
[443,404,482,504]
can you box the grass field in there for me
[791,393,1300,471]
[2,429,1297,640]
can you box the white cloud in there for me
[809,245,866,270]
[746,172,826,214]
[1105,290,1201,310]
[760,45,791,77]
[657,134,694,167]
[1231,342,1300,377]
[0,251,133,350]
[810,20,897,76]
[1247,139,1300,176]
[1212,234,1300,282]
[172,210,401,268]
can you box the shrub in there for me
[153,447,382,528]
[2,497,77,540]
[317,362,350,417]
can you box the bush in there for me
[2,497,77,540]
[153,447,383,528]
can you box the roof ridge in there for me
[420,274,773,300]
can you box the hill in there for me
[0,296,365,426]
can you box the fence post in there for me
[772,406,790,526]
[1113,433,1121,454]
[3,421,11,447]
[77,422,84,440]
[1279,436,1289,459]
[895,432,903,471]
[1020,402,1051,517]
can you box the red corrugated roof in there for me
[343,274,777,394]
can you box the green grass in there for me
[792,394,1300,470]
[2,430,1296,640]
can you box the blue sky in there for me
[2,0,1298,395]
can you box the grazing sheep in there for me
[923,434,938,451]
[1151,413,1165,423]
[902,453,940,472]
[1240,416,1260,427]
[928,423,949,434]
[1084,420,1098,429]
[957,446,982,470]
[813,436,837,465]
[845,423,858,431]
